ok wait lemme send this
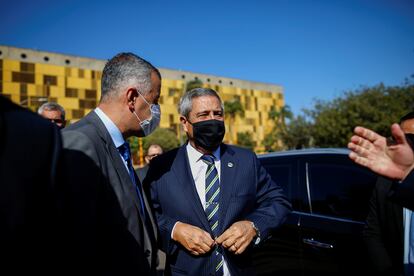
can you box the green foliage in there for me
[307,82,414,147]
[237,131,256,150]
[186,79,204,91]
[264,78,414,151]
[224,100,245,143]
[142,128,180,153]
[224,100,245,118]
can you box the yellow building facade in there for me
[0,45,284,151]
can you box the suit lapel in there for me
[219,145,238,233]
[85,112,148,230]
[172,146,211,232]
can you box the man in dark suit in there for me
[59,53,161,275]
[363,112,414,275]
[0,95,61,274]
[146,88,291,275]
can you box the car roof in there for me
[257,148,350,158]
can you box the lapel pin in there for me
[227,162,234,168]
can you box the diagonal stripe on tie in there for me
[207,204,219,220]
[207,187,220,204]
[206,174,219,194]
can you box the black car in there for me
[253,148,377,275]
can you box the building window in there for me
[230,81,233,85]
[44,56,49,62]
[65,88,78,98]
[44,75,57,86]
[72,109,85,119]
[169,114,174,124]
[0,50,2,56]
[207,78,210,82]
[85,89,97,99]
[218,80,222,84]
[169,88,179,96]
[0,82,3,92]
[21,53,27,59]
[20,62,35,72]
[79,99,96,109]
[194,76,198,80]
[181,75,186,79]
[12,72,35,83]
[91,71,96,79]
[0,60,2,70]
[20,83,27,95]
[65,59,71,65]
[79,69,84,78]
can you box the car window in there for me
[261,158,303,211]
[307,156,376,222]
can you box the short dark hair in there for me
[101,52,160,102]
[400,111,414,124]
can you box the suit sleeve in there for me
[388,170,414,211]
[363,178,394,274]
[244,154,292,241]
[145,163,179,256]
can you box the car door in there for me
[254,155,305,275]
[298,154,377,275]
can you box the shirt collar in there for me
[186,142,221,164]
[94,107,125,148]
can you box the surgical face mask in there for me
[133,92,161,136]
[189,119,225,151]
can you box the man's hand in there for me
[348,124,414,180]
[215,221,256,255]
[172,222,215,256]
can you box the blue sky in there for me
[1,0,413,115]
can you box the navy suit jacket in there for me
[146,144,291,275]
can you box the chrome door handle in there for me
[302,238,334,249]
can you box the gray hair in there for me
[100,52,161,102]
[38,102,66,120]
[178,88,224,118]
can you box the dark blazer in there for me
[60,111,158,275]
[0,96,61,274]
[389,170,414,211]
[146,144,291,275]
[363,177,404,275]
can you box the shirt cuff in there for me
[171,221,180,239]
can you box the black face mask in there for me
[189,119,225,151]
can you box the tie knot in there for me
[118,142,131,162]
[201,155,215,165]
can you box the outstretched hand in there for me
[348,124,414,180]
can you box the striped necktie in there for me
[201,155,224,275]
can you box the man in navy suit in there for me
[146,88,291,275]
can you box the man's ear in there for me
[126,87,139,111]
[180,116,189,132]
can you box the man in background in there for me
[38,101,66,129]
[364,111,414,275]
[136,144,163,183]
